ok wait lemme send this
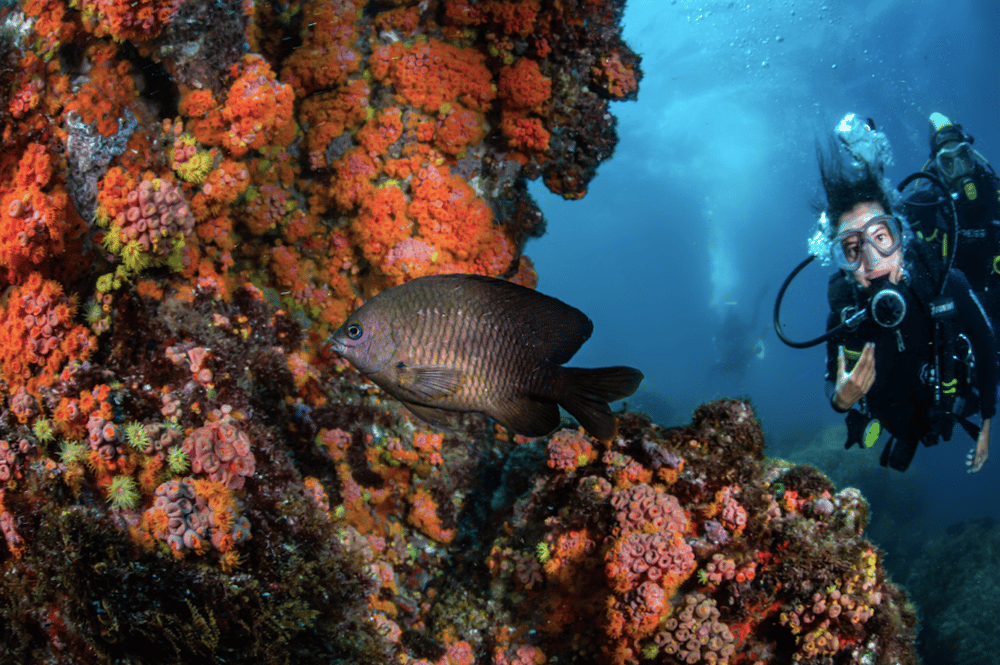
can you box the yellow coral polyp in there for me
[121,240,152,274]
[94,206,110,228]
[175,151,214,184]
[102,226,123,254]
[96,273,116,293]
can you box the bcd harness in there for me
[828,245,981,457]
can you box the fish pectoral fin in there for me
[395,364,465,401]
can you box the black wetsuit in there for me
[903,164,1000,318]
[824,251,998,471]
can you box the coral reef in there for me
[0,1,921,664]
[0,0,643,662]
[484,403,919,665]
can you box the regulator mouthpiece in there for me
[869,274,906,328]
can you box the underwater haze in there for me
[527,0,1000,626]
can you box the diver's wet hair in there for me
[816,138,894,236]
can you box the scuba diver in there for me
[901,113,1000,319]
[709,284,770,381]
[774,116,998,473]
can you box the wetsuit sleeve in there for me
[950,270,999,419]
[824,310,850,412]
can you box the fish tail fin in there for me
[559,366,644,442]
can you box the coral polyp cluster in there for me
[481,404,919,664]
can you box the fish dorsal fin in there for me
[395,363,465,401]
[424,274,593,364]
[527,302,593,365]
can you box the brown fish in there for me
[328,274,643,442]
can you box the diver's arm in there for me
[969,418,990,473]
[825,312,876,411]
[831,343,876,411]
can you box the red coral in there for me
[221,55,295,158]
[0,145,84,284]
[384,237,439,279]
[245,184,289,236]
[433,104,487,156]
[9,387,39,424]
[0,439,37,483]
[87,0,183,41]
[352,185,413,266]
[370,38,496,114]
[9,79,44,120]
[408,486,455,544]
[298,80,370,169]
[330,148,378,210]
[62,44,137,138]
[0,273,96,391]
[22,0,76,57]
[606,532,694,604]
[87,412,124,463]
[316,427,351,462]
[182,421,256,490]
[498,58,551,111]
[653,593,737,662]
[409,164,493,261]
[142,478,251,557]
[280,0,364,95]
[610,483,688,536]
[592,51,639,99]
[0,503,23,556]
[358,108,404,159]
[721,496,748,534]
[113,178,196,255]
[546,428,597,472]
[499,115,550,152]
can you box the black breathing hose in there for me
[773,256,833,348]
[896,170,958,296]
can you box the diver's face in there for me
[936,140,975,184]
[837,202,902,288]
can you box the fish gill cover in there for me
[0,0,919,663]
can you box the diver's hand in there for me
[833,343,875,410]
[967,418,990,473]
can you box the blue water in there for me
[527,0,1000,554]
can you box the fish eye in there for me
[346,321,363,340]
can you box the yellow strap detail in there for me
[863,420,881,448]
[942,378,957,394]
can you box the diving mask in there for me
[832,215,902,271]
[935,141,975,181]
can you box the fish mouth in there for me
[326,336,346,355]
